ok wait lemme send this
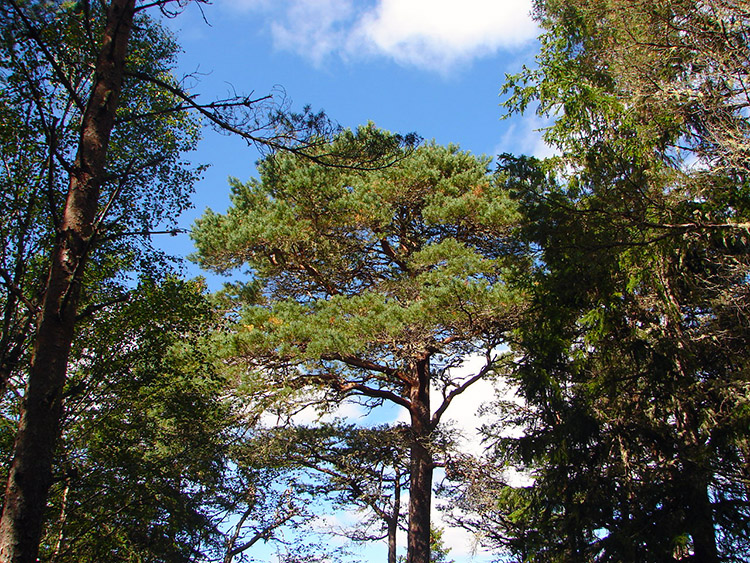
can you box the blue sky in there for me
[159,1,543,560]
[160,0,548,281]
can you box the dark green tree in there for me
[454,1,750,561]
[192,130,527,563]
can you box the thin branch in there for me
[379,238,410,271]
[98,228,185,242]
[92,159,138,236]
[45,122,62,233]
[431,353,496,428]
[125,69,294,143]
[298,257,340,296]
[8,0,86,112]
[322,353,412,386]
[643,220,750,232]
[125,69,413,170]
[224,506,298,563]
[75,294,130,322]
[337,381,412,411]
[0,266,40,316]
[135,0,209,17]
[294,460,396,524]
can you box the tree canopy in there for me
[444,1,750,561]
[192,127,527,563]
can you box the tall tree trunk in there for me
[0,2,135,561]
[407,356,432,563]
[688,475,718,563]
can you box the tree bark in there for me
[407,356,433,563]
[0,2,135,561]
[687,476,718,563]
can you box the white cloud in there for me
[292,396,370,425]
[353,0,538,71]
[219,0,538,72]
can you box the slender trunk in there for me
[49,478,70,563]
[407,356,432,563]
[387,468,401,563]
[387,514,398,563]
[0,2,135,561]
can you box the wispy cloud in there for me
[494,114,557,159]
[270,0,360,64]
[218,0,537,72]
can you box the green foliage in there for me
[506,0,750,175]
[10,278,229,561]
[0,1,204,395]
[28,275,323,563]
[0,4,258,561]
[429,527,455,563]
[442,1,750,561]
[193,127,527,560]
[193,128,525,376]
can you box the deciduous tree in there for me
[0,1,362,560]
[39,278,231,562]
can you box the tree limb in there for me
[125,69,413,170]
[431,353,496,428]
[337,380,412,411]
[0,266,39,316]
[322,353,412,387]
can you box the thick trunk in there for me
[407,357,432,563]
[688,476,718,563]
[0,2,135,562]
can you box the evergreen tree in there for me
[192,128,527,563]
[453,1,750,561]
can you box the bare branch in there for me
[223,500,298,563]
[431,352,497,428]
[337,381,412,411]
[75,294,130,322]
[125,70,415,170]
[322,353,412,387]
